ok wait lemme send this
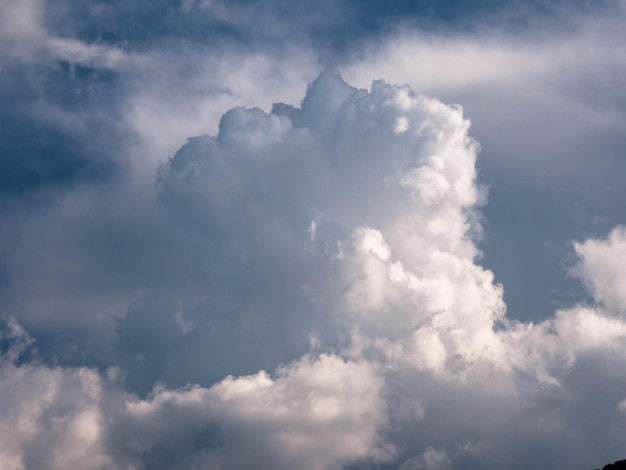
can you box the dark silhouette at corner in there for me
[595,459,626,470]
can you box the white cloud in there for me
[3,57,626,468]
[126,353,390,469]
[3,0,626,468]
[0,324,112,470]
[150,72,504,380]
[147,72,626,467]
[0,324,389,470]
[573,226,626,313]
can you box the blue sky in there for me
[1,1,626,469]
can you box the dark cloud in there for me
[35,0,621,60]
[0,62,122,201]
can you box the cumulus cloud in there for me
[0,321,113,470]
[339,3,626,322]
[0,321,388,470]
[124,354,389,469]
[116,72,497,388]
[2,63,626,469]
[573,226,626,313]
[4,0,626,468]
[122,72,626,469]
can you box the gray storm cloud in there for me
[1,73,626,470]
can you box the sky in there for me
[1,0,626,469]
